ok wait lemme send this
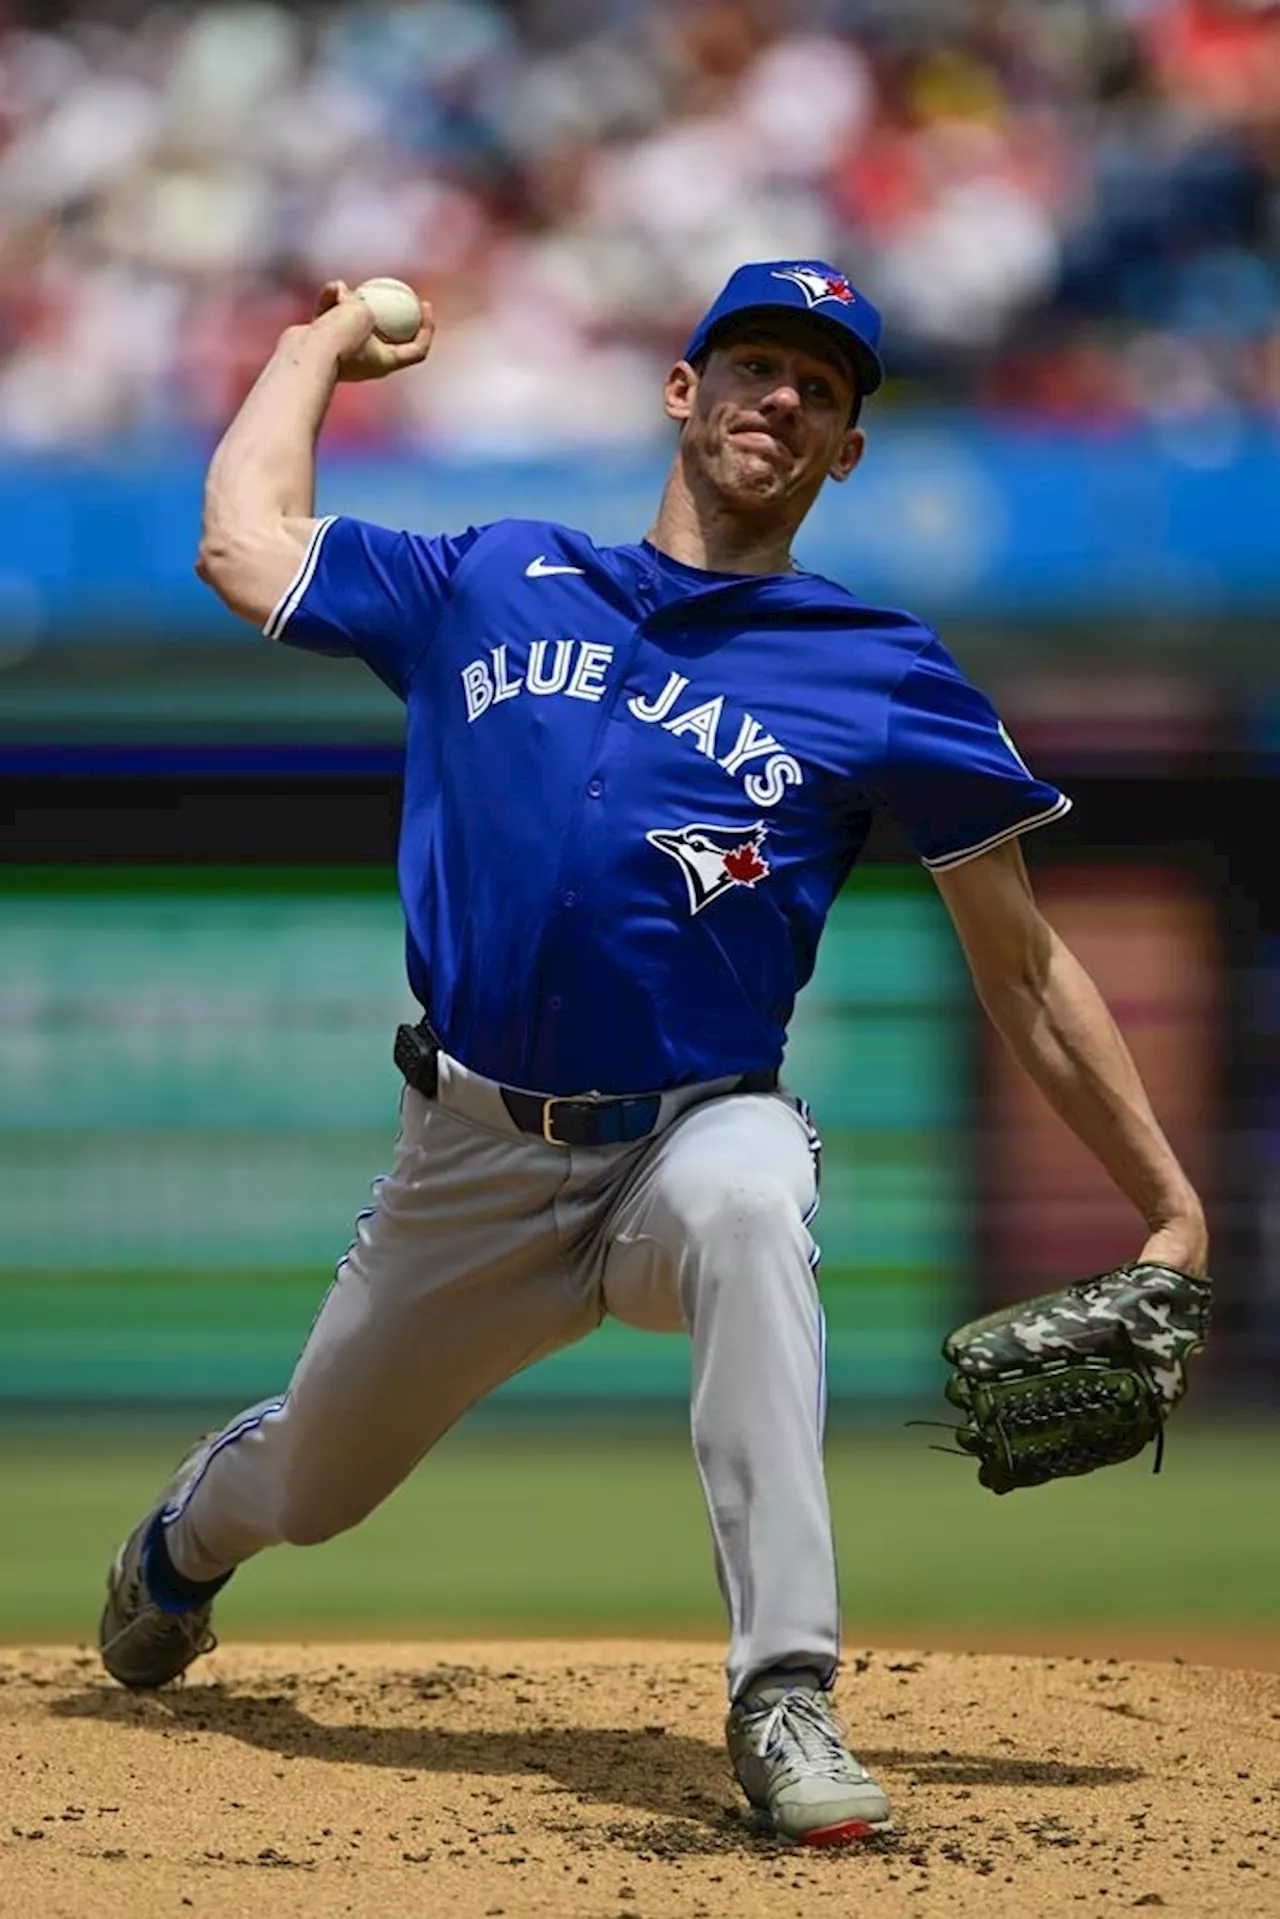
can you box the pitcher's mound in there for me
[2,1640,1276,1917]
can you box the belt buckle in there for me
[541,1091,606,1145]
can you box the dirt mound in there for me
[2,1640,1276,1917]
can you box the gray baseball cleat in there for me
[726,1671,893,1845]
[99,1437,221,1690]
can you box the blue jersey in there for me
[267,516,1069,1095]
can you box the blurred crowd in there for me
[1,0,1278,449]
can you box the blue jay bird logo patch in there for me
[647,822,772,916]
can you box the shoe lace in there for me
[127,1562,218,1659]
[161,1610,218,1660]
[749,1689,858,1781]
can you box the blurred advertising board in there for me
[1,420,1278,658]
[979,867,1220,1291]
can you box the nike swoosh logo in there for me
[525,556,585,578]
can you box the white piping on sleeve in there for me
[921,792,1073,873]
[263,514,338,640]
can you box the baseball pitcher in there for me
[98,260,1209,1846]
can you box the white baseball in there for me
[354,277,423,345]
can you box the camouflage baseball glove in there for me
[939,1263,1212,1494]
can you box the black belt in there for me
[394,1022,777,1148]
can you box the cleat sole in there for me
[748,1803,894,1846]
[797,1815,894,1847]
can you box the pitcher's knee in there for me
[663,1169,803,1254]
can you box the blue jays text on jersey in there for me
[266,518,1070,1095]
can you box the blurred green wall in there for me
[0,864,969,1409]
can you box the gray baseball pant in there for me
[161,1051,837,1700]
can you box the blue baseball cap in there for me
[683,260,884,397]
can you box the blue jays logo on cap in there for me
[683,259,884,396]
[771,265,857,310]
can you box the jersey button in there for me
[586,777,604,798]
[560,889,579,909]
[548,994,565,1012]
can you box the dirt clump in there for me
[1,1639,1275,1917]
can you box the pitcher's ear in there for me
[829,425,866,483]
[664,359,698,424]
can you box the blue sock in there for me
[143,1513,233,1613]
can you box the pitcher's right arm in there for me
[195,282,433,627]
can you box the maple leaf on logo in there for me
[723,842,769,886]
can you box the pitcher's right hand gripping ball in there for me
[311,279,434,382]
[940,1263,1212,1494]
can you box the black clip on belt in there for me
[395,1022,776,1149]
